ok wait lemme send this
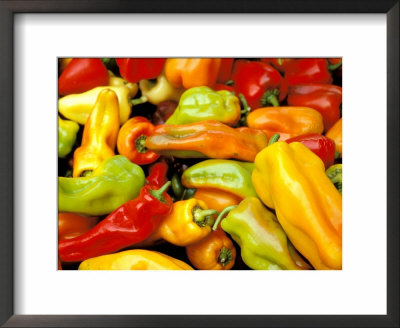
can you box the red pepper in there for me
[117,117,160,165]
[116,58,166,83]
[260,58,295,73]
[146,161,169,188]
[287,84,342,130]
[58,181,173,262]
[217,58,234,83]
[286,133,335,168]
[284,58,333,86]
[231,60,288,109]
[58,58,109,96]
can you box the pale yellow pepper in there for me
[139,73,184,105]
[78,249,194,270]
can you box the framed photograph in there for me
[1,1,398,327]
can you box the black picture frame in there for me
[1,1,398,327]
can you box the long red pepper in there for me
[58,181,172,262]
[146,161,169,188]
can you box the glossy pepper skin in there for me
[146,120,268,162]
[58,213,99,241]
[194,188,241,213]
[59,155,145,216]
[286,134,335,168]
[220,197,306,270]
[108,75,138,98]
[231,60,288,109]
[139,73,183,105]
[186,229,236,270]
[165,58,222,89]
[58,58,109,96]
[285,58,333,86]
[117,117,160,165]
[116,58,166,83]
[58,85,138,125]
[247,106,324,140]
[165,86,241,126]
[79,249,193,270]
[146,161,169,188]
[73,89,120,177]
[59,181,172,262]
[287,84,342,131]
[252,141,342,270]
[326,118,342,156]
[260,58,295,73]
[58,116,79,158]
[182,159,257,199]
[147,199,218,247]
[217,58,234,83]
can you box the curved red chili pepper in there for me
[217,58,234,83]
[231,60,288,109]
[146,161,169,188]
[287,84,342,130]
[58,181,173,262]
[58,58,109,96]
[116,58,166,83]
[286,134,336,168]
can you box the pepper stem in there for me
[328,61,342,71]
[238,93,251,112]
[218,247,233,267]
[135,135,148,153]
[149,181,171,203]
[130,96,148,106]
[260,89,280,107]
[212,205,237,231]
[225,80,234,86]
[268,133,280,146]
[277,58,282,66]
[192,207,219,227]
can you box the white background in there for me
[14,14,387,315]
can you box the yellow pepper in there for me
[146,199,218,247]
[139,73,184,105]
[73,89,120,177]
[252,141,342,270]
[108,76,138,98]
[58,85,138,125]
[78,249,193,270]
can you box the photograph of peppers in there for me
[58,57,342,271]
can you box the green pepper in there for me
[59,155,145,216]
[165,86,241,126]
[219,197,307,270]
[58,116,79,158]
[181,159,256,199]
[326,164,342,194]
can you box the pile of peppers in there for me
[58,57,342,270]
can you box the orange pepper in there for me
[146,120,269,162]
[194,188,241,212]
[247,106,324,141]
[165,58,222,89]
[58,212,99,241]
[117,117,160,165]
[325,117,342,155]
[186,229,236,270]
[73,89,120,177]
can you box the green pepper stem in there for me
[268,133,280,146]
[212,205,237,231]
[135,135,147,153]
[193,208,219,227]
[277,58,282,66]
[328,61,342,71]
[149,181,171,203]
[130,96,148,106]
[261,89,280,107]
[238,93,251,111]
[334,151,340,159]
[218,247,233,267]
[225,80,234,86]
